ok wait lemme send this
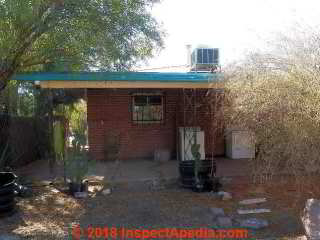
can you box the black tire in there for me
[0,201,15,212]
[0,193,14,205]
[0,184,14,195]
[0,172,17,216]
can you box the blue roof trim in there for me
[12,72,222,83]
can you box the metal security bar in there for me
[132,94,164,123]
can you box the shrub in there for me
[224,27,320,183]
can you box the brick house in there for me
[14,72,224,161]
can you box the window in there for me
[132,94,164,123]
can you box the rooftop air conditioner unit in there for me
[191,47,219,71]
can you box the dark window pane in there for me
[208,49,213,63]
[152,105,163,120]
[149,95,162,105]
[133,95,163,123]
[134,96,147,106]
[203,49,208,63]
[197,49,203,63]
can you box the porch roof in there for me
[13,72,223,89]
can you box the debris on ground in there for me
[239,218,269,229]
[88,185,103,193]
[237,208,271,214]
[301,199,320,240]
[32,180,53,187]
[50,188,60,193]
[239,198,267,205]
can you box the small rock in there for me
[302,199,320,240]
[217,216,233,227]
[74,192,88,199]
[237,208,271,214]
[218,191,232,201]
[55,198,66,205]
[150,179,165,191]
[102,188,112,195]
[239,218,269,229]
[210,207,225,219]
[297,236,307,240]
[212,192,220,199]
[222,193,232,201]
[212,191,232,200]
[88,185,103,193]
[50,188,60,193]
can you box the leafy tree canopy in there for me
[0,0,164,90]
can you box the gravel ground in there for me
[0,180,306,240]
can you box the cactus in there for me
[191,131,201,184]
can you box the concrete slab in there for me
[15,157,251,188]
[16,159,180,186]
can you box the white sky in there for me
[139,0,320,70]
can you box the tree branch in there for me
[21,59,52,68]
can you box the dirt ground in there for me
[1,174,319,239]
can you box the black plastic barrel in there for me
[0,172,17,216]
[179,158,216,188]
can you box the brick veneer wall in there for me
[87,89,224,161]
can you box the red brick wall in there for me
[87,89,224,161]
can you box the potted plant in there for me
[191,134,203,192]
[66,141,93,196]
[66,152,88,194]
[66,135,93,196]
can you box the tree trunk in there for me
[47,89,56,176]
[0,66,16,92]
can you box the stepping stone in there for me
[239,218,269,229]
[239,198,267,205]
[237,209,271,214]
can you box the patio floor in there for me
[15,157,251,187]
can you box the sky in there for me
[138,0,320,70]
